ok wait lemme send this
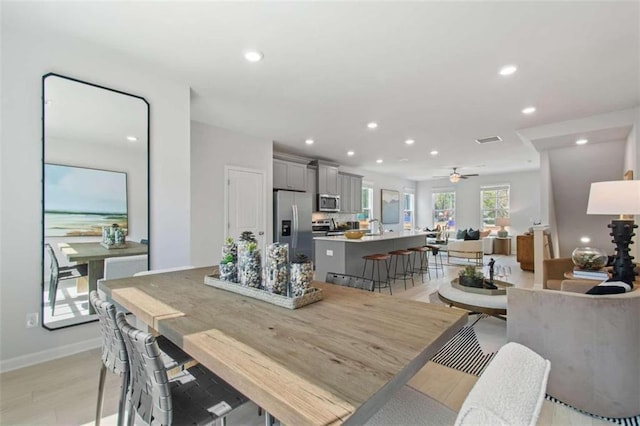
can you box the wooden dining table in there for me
[60,241,148,312]
[99,266,466,425]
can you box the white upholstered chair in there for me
[103,255,149,279]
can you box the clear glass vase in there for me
[571,247,607,270]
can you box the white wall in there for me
[548,140,626,257]
[0,25,191,368]
[339,166,417,233]
[416,170,541,239]
[190,121,273,266]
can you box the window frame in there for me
[432,190,456,229]
[360,184,374,221]
[403,189,415,230]
[480,184,510,229]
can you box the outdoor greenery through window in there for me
[432,191,455,229]
[360,185,373,221]
[403,191,415,230]
[481,185,510,228]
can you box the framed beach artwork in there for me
[44,163,128,237]
[381,189,400,224]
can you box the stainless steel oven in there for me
[318,194,340,212]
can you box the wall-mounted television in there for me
[44,163,128,237]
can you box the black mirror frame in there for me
[41,72,150,331]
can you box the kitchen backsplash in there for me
[312,212,370,229]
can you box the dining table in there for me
[60,241,148,313]
[99,266,466,425]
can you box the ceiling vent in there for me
[475,136,502,144]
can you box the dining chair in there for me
[45,243,88,315]
[115,311,249,426]
[325,272,375,291]
[89,291,196,426]
[133,265,196,276]
[103,255,149,280]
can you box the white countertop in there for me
[314,230,429,243]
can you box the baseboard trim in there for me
[0,337,101,373]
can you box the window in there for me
[403,191,415,230]
[480,185,510,228]
[359,185,373,221]
[432,191,455,229]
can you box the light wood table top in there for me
[100,266,466,426]
[59,241,148,262]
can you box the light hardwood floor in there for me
[0,255,609,425]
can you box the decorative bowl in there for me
[344,230,366,240]
[571,247,608,270]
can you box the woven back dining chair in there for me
[45,243,88,315]
[325,272,375,292]
[115,312,249,426]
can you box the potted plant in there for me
[237,231,262,288]
[458,265,484,288]
[290,253,313,297]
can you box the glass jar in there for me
[264,243,289,295]
[571,247,608,270]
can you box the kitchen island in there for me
[314,231,429,281]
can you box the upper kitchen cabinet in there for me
[314,160,339,195]
[306,165,317,211]
[339,172,363,213]
[273,159,307,191]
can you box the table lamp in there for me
[495,217,510,238]
[586,180,640,284]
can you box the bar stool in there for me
[388,250,415,290]
[408,246,430,283]
[425,244,445,277]
[362,253,392,294]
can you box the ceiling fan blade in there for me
[462,173,479,177]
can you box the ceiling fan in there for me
[435,167,479,183]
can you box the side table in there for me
[494,237,511,255]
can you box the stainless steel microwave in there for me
[318,194,340,212]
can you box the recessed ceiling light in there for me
[305,139,314,145]
[244,50,263,62]
[126,136,138,142]
[522,106,536,115]
[367,122,378,129]
[499,65,518,76]
[347,150,355,156]
[376,159,383,164]
[430,150,439,156]
[405,139,415,145]
[580,236,591,243]
[576,139,588,145]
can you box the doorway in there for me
[225,166,267,252]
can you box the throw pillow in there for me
[465,229,480,240]
[585,280,631,295]
[456,229,467,240]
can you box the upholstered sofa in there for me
[507,285,640,418]
[440,229,493,264]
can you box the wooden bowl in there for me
[344,230,365,239]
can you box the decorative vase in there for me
[219,238,238,282]
[571,247,608,270]
[290,260,313,297]
[238,241,262,288]
[264,243,289,295]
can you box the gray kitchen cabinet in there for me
[339,172,363,213]
[273,159,307,191]
[306,166,317,211]
[315,161,339,195]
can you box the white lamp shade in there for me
[495,217,511,227]
[586,180,640,215]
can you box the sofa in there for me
[439,229,493,265]
[507,285,640,418]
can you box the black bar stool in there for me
[388,250,415,290]
[362,253,392,294]
[425,244,444,277]
[408,246,430,283]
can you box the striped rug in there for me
[431,316,496,376]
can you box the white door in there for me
[226,166,266,251]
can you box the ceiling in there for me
[6,1,639,180]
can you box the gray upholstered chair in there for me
[115,311,249,426]
[325,272,375,291]
[45,243,88,315]
[507,286,640,418]
[89,291,195,426]
[103,255,149,280]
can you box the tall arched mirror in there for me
[42,73,149,330]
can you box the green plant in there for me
[459,265,483,279]
[292,253,309,264]
[224,236,235,245]
[246,242,257,252]
[239,231,257,243]
[221,253,234,264]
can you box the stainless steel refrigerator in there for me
[274,191,313,262]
